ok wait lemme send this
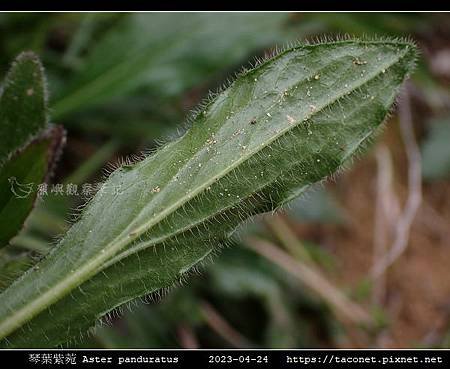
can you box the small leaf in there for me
[0,52,65,248]
[0,38,417,347]
[0,52,47,165]
[0,126,65,247]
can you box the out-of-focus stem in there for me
[246,236,373,328]
[372,85,422,278]
[200,301,253,348]
[265,215,314,264]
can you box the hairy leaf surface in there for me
[0,39,417,347]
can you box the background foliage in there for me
[0,13,449,348]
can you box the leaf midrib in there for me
[104,87,379,268]
[121,46,407,245]
[0,42,409,339]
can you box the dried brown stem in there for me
[372,85,422,278]
[177,324,199,349]
[245,236,373,328]
[371,145,400,303]
[200,301,253,348]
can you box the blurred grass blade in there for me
[0,53,65,248]
[51,13,290,119]
[0,39,417,347]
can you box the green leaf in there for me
[51,13,290,119]
[0,52,65,248]
[0,127,65,247]
[0,39,417,347]
[421,116,450,180]
[0,52,47,165]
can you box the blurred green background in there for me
[1,13,449,348]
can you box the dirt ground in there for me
[295,121,450,348]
